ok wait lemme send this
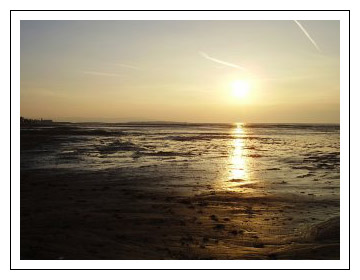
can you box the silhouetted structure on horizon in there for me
[20,117,53,126]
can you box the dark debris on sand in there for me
[21,166,340,260]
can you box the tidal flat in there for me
[20,123,340,259]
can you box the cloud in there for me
[294,20,321,52]
[83,71,122,77]
[199,51,246,71]
[116,63,140,70]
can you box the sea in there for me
[20,123,340,199]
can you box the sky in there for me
[20,20,340,123]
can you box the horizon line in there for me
[19,117,340,125]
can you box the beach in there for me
[20,123,340,260]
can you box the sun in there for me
[232,80,250,99]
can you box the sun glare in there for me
[232,80,250,99]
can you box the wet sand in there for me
[20,123,340,260]
[21,167,339,260]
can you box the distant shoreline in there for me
[20,118,340,127]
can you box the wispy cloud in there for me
[294,20,321,52]
[199,51,246,71]
[116,63,140,70]
[83,71,122,77]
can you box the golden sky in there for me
[20,20,340,123]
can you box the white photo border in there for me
[10,10,350,270]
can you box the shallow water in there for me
[20,123,340,260]
[21,123,340,199]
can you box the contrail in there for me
[199,51,246,70]
[294,20,321,52]
[83,71,122,77]
[116,63,139,70]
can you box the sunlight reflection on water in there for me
[229,123,249,182]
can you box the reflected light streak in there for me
[229,123,249,182]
